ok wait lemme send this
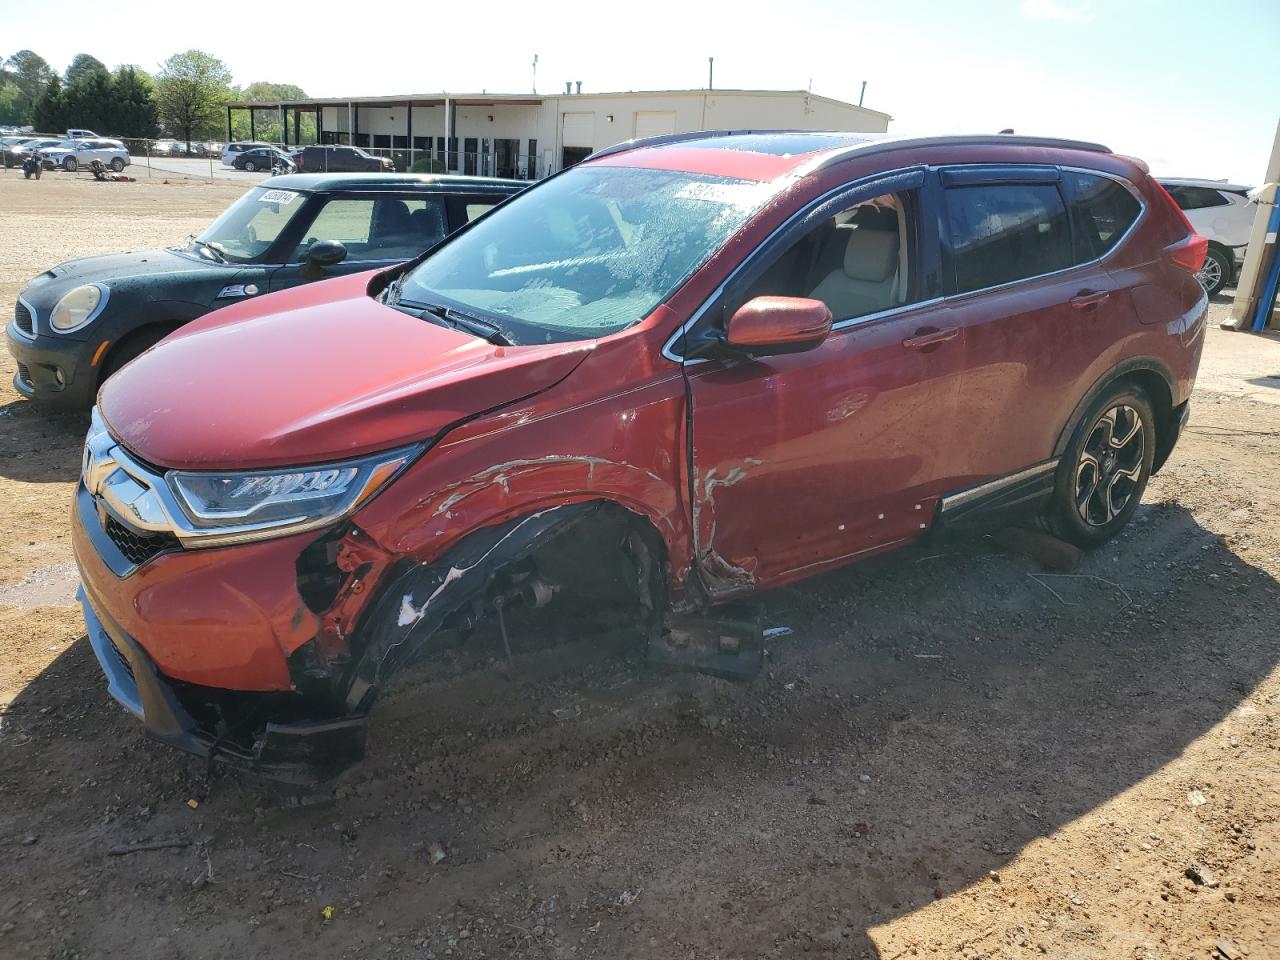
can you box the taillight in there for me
[1152,178,1208,273]
[1167,233,1208,273]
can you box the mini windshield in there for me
[192,186,310,263]
[397,166,776,343]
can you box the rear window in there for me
[1067,172,1141,261]
[944,183,1073,293]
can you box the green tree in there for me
[62,54,112,132]
[232,81,312,143]
[32,73,69,135]
[106,66,158,138]
[64,53,108,86]
[155,49,232,148]
[3,50,56,127]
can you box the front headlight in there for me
[50,283,106,332]
[167,447,418,545]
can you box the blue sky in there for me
[4,0,1278,183]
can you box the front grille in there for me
[104,515,180,567]
[14,301,33,335]
[16,363,32,386]
[109,636,136,682]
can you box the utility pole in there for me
[708,57,714,90]
[532,54,538,95]
[858,80,866,107]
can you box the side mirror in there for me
[304,240,350,277]
[723,296,832,356]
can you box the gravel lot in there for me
[0,173,1277,960]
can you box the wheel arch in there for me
[1052,358,1179,474]
[97,318,187,387]
[341,498,671,710]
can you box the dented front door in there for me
[683,173,967,594]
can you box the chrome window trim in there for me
[663,163,1147,365]
[13,294,38,339]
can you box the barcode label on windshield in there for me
[258,189,299,205]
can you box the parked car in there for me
[66,128,98,140]
[7,173,524,409]
[67,131,1207,782]
[221,141,275,166]
[1155,178,1255,296]
[0,135,36,166]
[41,138,130,173]
[5,137,62,167]
[298,144,395,172]
[233,146,296,173]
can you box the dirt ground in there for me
[0,173,1277,960]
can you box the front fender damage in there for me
[342,502,603,712]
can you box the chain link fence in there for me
[4,137,552,182]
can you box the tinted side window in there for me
[1067,172,1141,261]
[944,184,1072,293]
[1163,185,1229,210]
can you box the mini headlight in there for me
[50,284,105,332]
[167,447,418,543]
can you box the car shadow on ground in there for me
[0,398,88,483]
[0,502,1274,958]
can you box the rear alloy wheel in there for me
[1196,247,1230,297]
[110,157,124,173]
[63,157,78,172]
[1042,386,1156,548]
[243,160,257,172]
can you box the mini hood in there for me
[26,249,226,295]
[98,271,593,470]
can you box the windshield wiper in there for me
[416,302,516,346]
[188,236,227,263]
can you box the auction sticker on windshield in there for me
[258,190,300,205]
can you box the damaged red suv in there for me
[73,132,1207,780]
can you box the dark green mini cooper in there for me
[6,173,524,409]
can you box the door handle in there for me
[902,326,959,350]
[1070,289,1111,309]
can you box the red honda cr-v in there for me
[73,132,1207,780]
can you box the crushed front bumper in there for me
[78,582,368,783]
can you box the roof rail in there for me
[587,131,1113,169]
[586,128,835,162]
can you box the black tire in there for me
[1041,384,1156,549]
[63,157,78,172]
[243,159,257,172]
[101,326,177,384]
[110,157,124,173]
[1197,246,1231,297]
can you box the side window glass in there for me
[944,183,1072,293]
[1067,172,1141,262]
[295,197,448,262]
[741,189,918,323]
[465,200,501,222]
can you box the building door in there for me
[634,111,676,140]
[463,137,478,175]
[494,138,518,179]
[561,112,594,169]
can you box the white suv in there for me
[221,141,275,167]
[1157,178,1256,296]
[41,138,131,173]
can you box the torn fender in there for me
[343,502,601,710]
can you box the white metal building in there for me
[225,87,892,179]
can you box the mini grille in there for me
[104,515,179,567]
[14,301,33,335]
